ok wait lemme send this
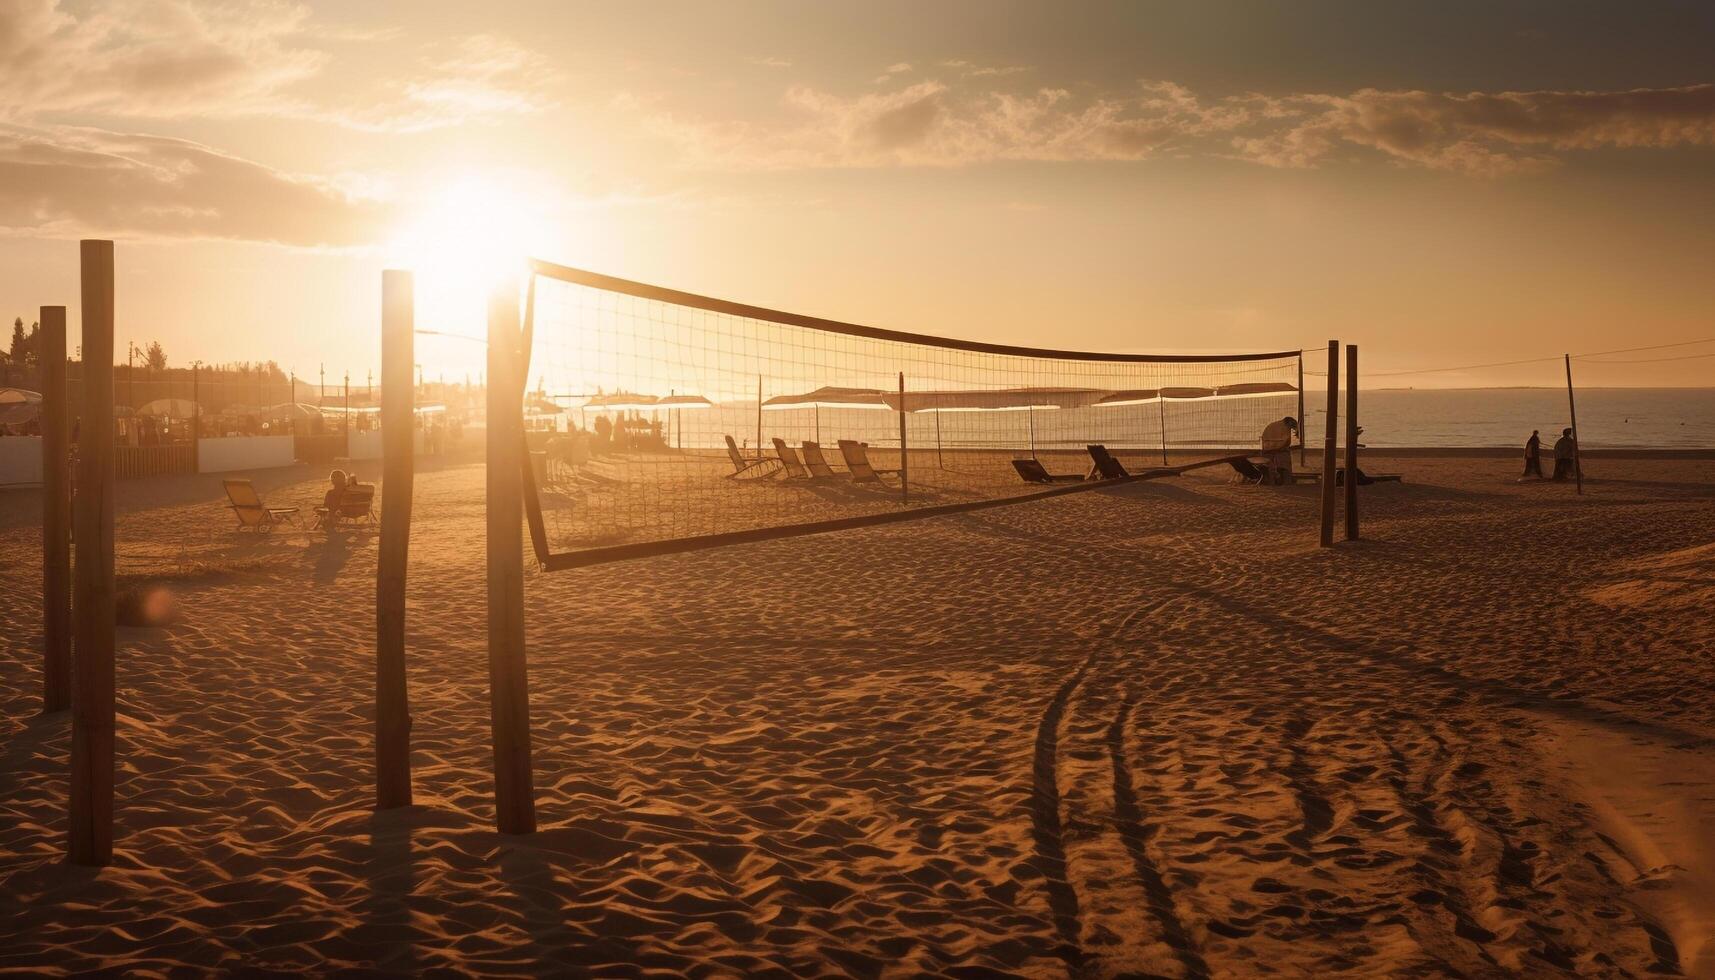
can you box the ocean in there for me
[1316,387,1715,449]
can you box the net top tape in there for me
[530,259,1301,366]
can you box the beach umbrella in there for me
[0,387,43,405]
[655,394,714,409]
[136,398,201,419]
[1214,381,1298,399]
[263,401,322,420]
[583,392,660,411]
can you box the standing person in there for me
[1259,416,1299,485]
[1521,429,1544,480]
[1551,427,1577,481]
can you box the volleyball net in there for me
[521,260,1301,569]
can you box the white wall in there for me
[0,436,44,487]
[198,435,295,473]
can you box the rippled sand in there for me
[2,451,1713,975]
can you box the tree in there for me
[145,340,166,372]
[9,318,24,367]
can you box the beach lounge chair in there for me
[772,437,810,479]
[1226,457,1268,483]
[725,435,780,478]
[1335,467,1402,487]
[1086,444,1131,480]
[315,483,376,530]
[1011,458,1084,484]
[799,441,841,479]
[836,440,900,484]
[223,479,300,532]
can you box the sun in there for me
[387,174,551,338]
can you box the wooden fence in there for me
[114,444,196,479]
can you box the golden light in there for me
[386,174,554,343]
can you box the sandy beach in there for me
[3,452,1714,976]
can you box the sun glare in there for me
[387,175,549,339]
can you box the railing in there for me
[115,444,196,479]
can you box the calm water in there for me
[1311,388,1715,449]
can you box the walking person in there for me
[1520,429,1544,481]
[1551,427,1578,482]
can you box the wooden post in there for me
[898,372,908,502]
[1565,354,1582,496]
[1344,344,1359,541]
[487,282,536,834]
[935,409,944,469]
[71,240,116,866]
[1297,353,1306,468]
[1318,340,1339,548]
[376,271,415,810]
[41,306,71,714]
[1158,396,1168,466]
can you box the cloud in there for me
[0,0,552,132]
[748,56,792,69]
[0,0,324,117]
[640,79,1250,169]
[0,124,392,247]
[636,73,1715,175]
[1245,84,1715,174]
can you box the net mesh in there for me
[523,262,1301,567]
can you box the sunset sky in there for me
[2,0,1713,387]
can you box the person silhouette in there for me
[1520,430,1543,480]
[1551,428,1577,481]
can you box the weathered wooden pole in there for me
[1565,354,1582,495]
[898,372,908,502]
[71,240,116,866]
[1297,352,1307,468]
[1344,344,1359,541]
[755,374,763,454]
[1318,340,1339,548]
[1158,396,1168,467]
[375,270,415,809]
[487,282,537,834]
[41,306,71,714]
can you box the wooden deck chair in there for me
[771,437,810,479]
[725,435,780,478]
[836,440,900,484]
[315,483,377,529]
[1085,444,1131,480]
[799,441,841,479]
[1226,456,1268,484]
[223,478,300,532]
[1011,458,1084,484]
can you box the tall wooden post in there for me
[1565,354,1582,496]
[1158,397,1168,466]
[898,372,908,502]
[1318,340,1339,548]
[376,271,415,809]
[487,283,536,834]
[71,240,116,866]
[755,374,763,454]
[1296,353,1306,468]
[41,306,71,713]
[1344,344,1359,541]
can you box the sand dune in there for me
[2,453,1714,975]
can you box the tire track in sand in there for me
[1028,596,1176,970]
[1108,689,1211,979]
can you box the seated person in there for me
[1259,417,1299,484]
[322,469,348,514]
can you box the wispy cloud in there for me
[0,124,392,246]
[635,71,1715,175]
[0,0,554,132]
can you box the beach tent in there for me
[136,398,201,419]
[0,388,42,429]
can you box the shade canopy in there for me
[262,402,323,421]
[136,398,201,418]
[1214,381,1298,399]
[1096,386,1216,406]
[0,387,42,406]
[655,394,714,409]
[583,392,660,411]
[883,386,1105,413]
[526,398,564,415]
[762,386,891,410]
